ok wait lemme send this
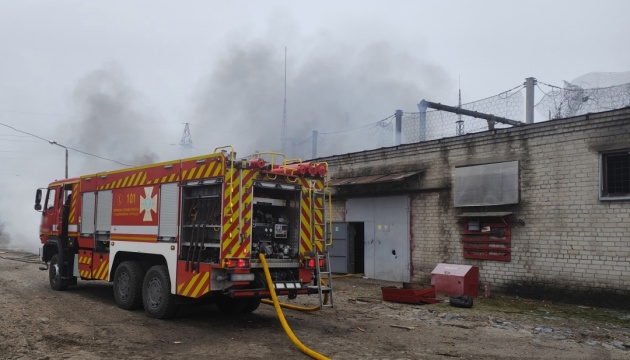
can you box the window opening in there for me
[601,151,630,198]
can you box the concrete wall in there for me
[322,108,630,303]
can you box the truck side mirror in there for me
[35,189,42,211]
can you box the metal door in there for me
[346,196,409,282]
[328,222,349,273]
[158,183,179,241]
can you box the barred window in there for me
[601,150,630,199]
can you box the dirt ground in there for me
[0,248,629,360]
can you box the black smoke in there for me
[69,63,161,172]
[191,39,452,159]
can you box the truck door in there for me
[60,184,73,240]
[40,186,61,241]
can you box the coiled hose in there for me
[259,254,330,360]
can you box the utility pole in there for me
[49,141,68,179]
[525,77,537,124]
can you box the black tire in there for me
[242,298,261,314]
[113,261,144,310]
[215,296,246,315]
[49,254,68,291]
[449,295,474,308]
[142,265,178,319]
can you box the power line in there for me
[0,108,71,117]
[0,122,132,167]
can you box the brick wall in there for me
[321,108,630,299]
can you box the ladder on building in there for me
[309,186,333,308]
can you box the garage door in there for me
[346,196,409,282]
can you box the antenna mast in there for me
[456,77,464,136]
[281,47,288,154]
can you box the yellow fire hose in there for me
[261,299,321,311]
[332,273,363,279]
[259,254,330,360]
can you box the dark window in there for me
[602,151,630,198]
[454,161,519,207]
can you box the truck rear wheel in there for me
[113,261,144,310]
[142,265,178,319]
[242,298,261,313]
[215,297,260,314]
[215,296,245,314]
[49,254,68,291]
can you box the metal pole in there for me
[281,47,288,154]
[420,100,522,127]
[311,130,318,159]
[417,100,429,142]
[49,140,69,179]
[394,110,402,145]
[525,77,536,124]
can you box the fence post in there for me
[417,100,428,142]
[311,130,318,159]
[525,77,536,124]
[395,110,403,145]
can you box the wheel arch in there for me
[42,238,62,263]
[110,252,167,282]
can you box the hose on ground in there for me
[260,299,320,311]
[332,273,364,279]
[259,253,330,360]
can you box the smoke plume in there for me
[0,64,168,254]
[69,64,162,172]
[191,39,451,158]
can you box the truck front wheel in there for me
[142,265,178,319]
[49,254,68,291]
[113,261,144,310]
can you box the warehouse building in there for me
[322,107,630,307]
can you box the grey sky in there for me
[0,0,628,251]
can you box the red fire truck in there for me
[35,147,332,318]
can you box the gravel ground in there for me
[0,248,628,360]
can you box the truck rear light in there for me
[304,258,324,269]
[225,258,250,268]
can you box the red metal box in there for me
[430,263,479,297]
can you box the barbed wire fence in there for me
[402,85,525,144]
[289,74,630,160]
[535,81,630,119]
[290,115,394,159]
